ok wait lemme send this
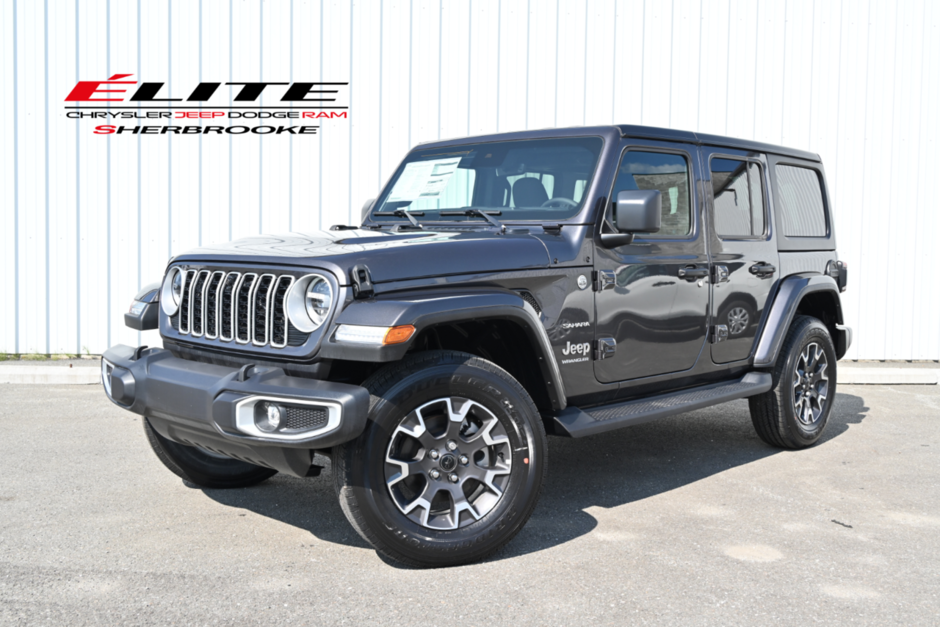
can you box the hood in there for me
[172,228,553,285]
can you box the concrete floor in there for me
[0,383,937,626]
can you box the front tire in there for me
[333,350,547,568]
[749,315,837,449]
[143,418,278,488]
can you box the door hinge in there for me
[594,269,615,292]
[710,325,729,343]
[711,265,730,284]
[595,337,617,360]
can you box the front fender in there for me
[319,289,567,410]
[753,273,847,367]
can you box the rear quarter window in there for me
[776,165,827,237]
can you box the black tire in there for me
[333,350,547,568]
[749,315,837,449]
[143,418,278,489]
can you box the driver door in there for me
[593,140,710,383]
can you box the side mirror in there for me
[360,198,376,222]
[601,190,662,247]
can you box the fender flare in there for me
[753,273,847,367]
[318,289,567,411]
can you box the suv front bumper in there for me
[101,345,371,477]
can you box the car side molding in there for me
[753,273,847,367]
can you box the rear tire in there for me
[333,350,547,568]
[143,418,278,488]
[749,315,837,449]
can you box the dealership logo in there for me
[64,73,349,136]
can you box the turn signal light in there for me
[384,325,416,345]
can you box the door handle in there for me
[749,262,776,277]
[678,265,709,280]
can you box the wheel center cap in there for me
[439,454,457,472]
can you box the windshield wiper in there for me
[440,208,505,232]
[373,210,424,229]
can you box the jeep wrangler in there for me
[105,125,851,567]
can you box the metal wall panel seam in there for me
[44,0,50,353]
[106,0,111,349]
[136,0,141,347]
[853,0,872,357]
[288,0,292,231]
[228,0,232,241]
[318,0,323,229]
[77,0,82,353]
[167,0,172,261]
[909,0,928,353]
[348,0,354,224]
[378,0,383,191]
[553,0,558,126]
[12,0,18,353]
[439,0,443,136]
[496,0,501,132]
[640,0,645,123]
[467,0,472,135]
[259,0,263,235]
[409,0,413,144]
[199,0,203,246]
[882,0,901,357]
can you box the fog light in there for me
[255,402,283,433]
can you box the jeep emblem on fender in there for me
[577,275,588,290]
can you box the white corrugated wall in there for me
[2,0,939,360]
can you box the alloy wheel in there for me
[384,397,513,530]
[792,342,829,426]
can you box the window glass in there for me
[776,165,827,237]
[372,137,603,222]
[711,158,765,238]
[612,151,691,236]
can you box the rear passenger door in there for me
[704,148,778,364]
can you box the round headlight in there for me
[286,274,334,333]
[161,268,184,316]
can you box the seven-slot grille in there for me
[172,270,308,349]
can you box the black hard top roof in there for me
[616,124,820,162]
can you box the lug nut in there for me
[448,473,459,483]
[459,455,469,466]
[446,440,458,451]
[428,449,440,460]
[429,469,441,480]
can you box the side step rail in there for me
[552,372,773,438]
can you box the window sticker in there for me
[388,158,463,202]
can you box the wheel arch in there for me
[753,273,849,367]
[319,289,567,412]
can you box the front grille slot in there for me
[189,271,210,336]
[218,273,240,341]
[203,271,225,339]
[178,270,197,334]
[251,275,276,345]
[235,274,257,344]
[270,276,295,348]
[169,268,313,350]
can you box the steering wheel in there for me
[540,197,578,209]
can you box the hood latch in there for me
[350,264,374,299]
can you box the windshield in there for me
[371,137,604,223]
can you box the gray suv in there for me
[105,124,851,567]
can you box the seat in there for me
[512,177,548,207]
